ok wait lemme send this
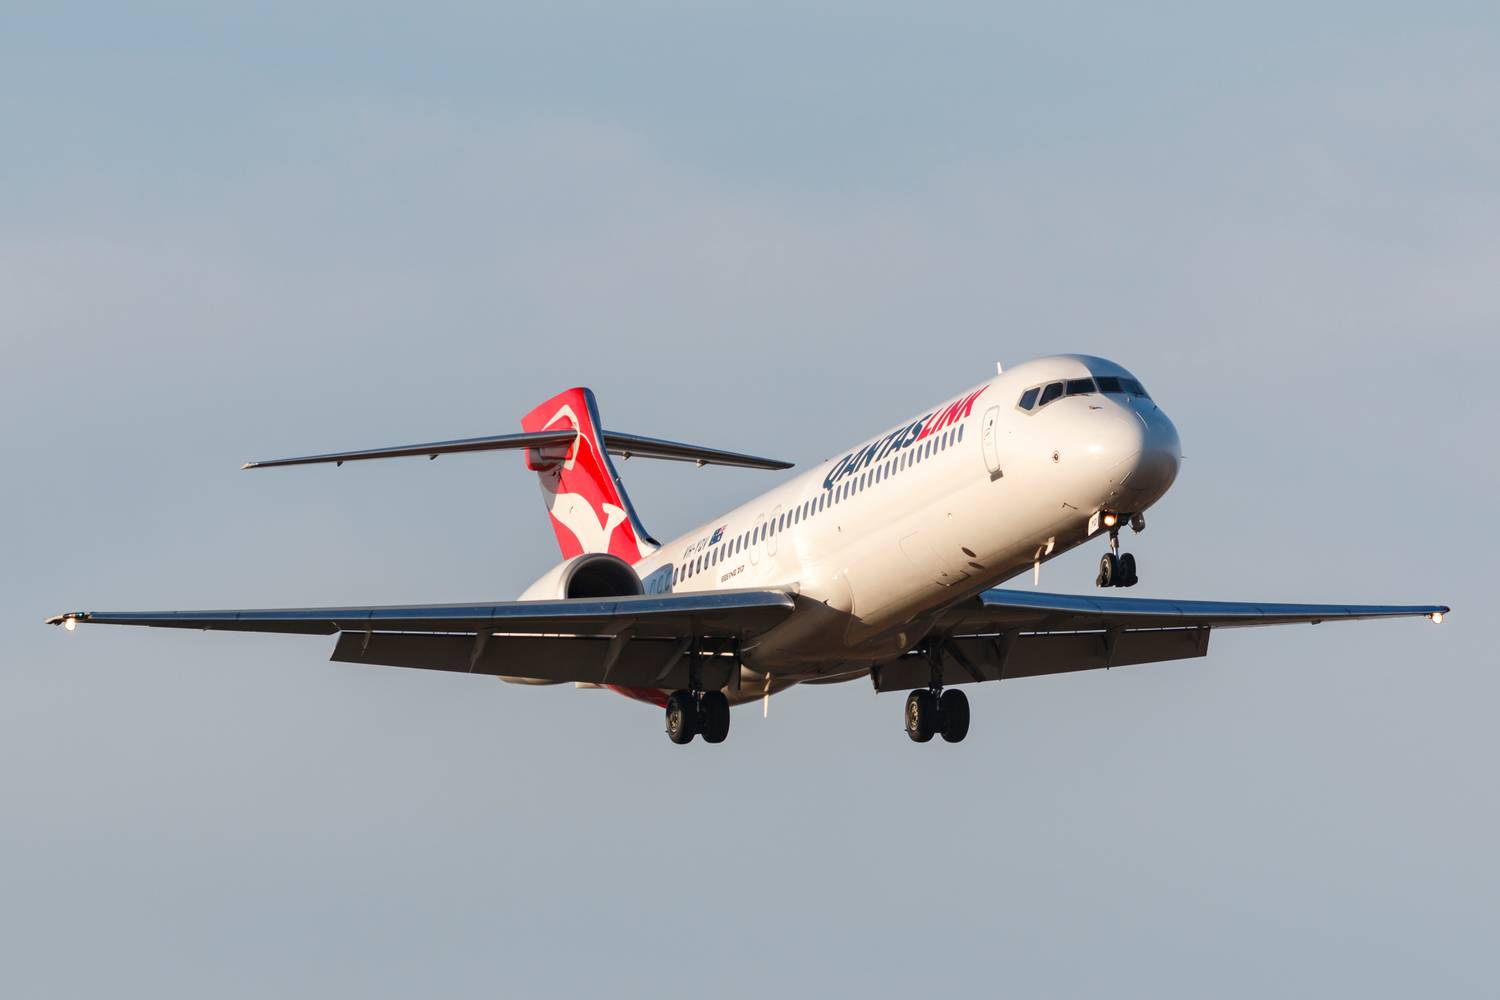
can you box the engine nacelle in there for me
[518,552,645,601]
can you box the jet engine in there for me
[518,552,645,601]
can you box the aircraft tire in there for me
[665,690,699,744]
[1097,553,1118,588]
[939,689,970,743]
[1118,552,1138,588]
[905,690,937,743]
[700,691,731,744]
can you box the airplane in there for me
[47,355,1449,745]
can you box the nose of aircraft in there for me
[1099,403,1182,508]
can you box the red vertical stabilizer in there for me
[520,388,658,563]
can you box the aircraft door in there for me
[980,406,1003,481]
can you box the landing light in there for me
[63,617,77,631]
[1430,612,1445,625]
[1102,512,1119,528]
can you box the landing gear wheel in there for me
[939,689,970,743]
[1097,552,1118,588]
[700,691,731,744]
[665,690,699,744]
[1117,552,1138,588]
[905,690,938,743]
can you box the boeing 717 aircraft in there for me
[48,355,1448,745]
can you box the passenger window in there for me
[1019,387,1040,410]
[1065,378,1095,396]
[1038,382,1064,406]
[1095,375,1122,393]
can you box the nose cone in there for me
[1110,406,1180,508]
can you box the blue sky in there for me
[3,3,1497,997]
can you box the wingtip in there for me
[46,612,85,629]
[241,462,256,470]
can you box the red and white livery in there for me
[49,356,1449,745]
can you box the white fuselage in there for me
[567,355,1179,685]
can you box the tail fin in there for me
[521,388,660,563]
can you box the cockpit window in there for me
[1020,373,1150,413]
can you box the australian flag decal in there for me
[710,526,726,545]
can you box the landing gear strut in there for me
[1096,512,1142,588]
[905,640,971,744]
[904,688,969,743]
[664,690,730,745]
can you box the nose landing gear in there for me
[1096,513,1143,588]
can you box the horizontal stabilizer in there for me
[243,430,791,471]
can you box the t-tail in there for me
[239,387,794,566]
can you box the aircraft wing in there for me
[870,589,1449,692]
[46,590,792,636]
[936,589,1449,632]
[46,591,795,690]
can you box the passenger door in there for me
[980,406,1003,481]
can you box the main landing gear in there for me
[905,688,970,744]
[1096,512,1146,589]
[665,690,731,745]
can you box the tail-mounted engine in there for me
[519,552,645,601]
